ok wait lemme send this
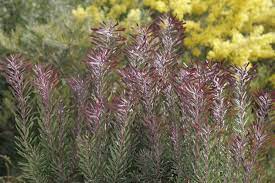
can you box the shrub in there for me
[1,16,272,182]
[143,0,275,66]
[0,2,91,173]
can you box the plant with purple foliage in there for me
[0,15,272,183]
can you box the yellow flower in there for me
[185,20,201,31]
[169,0,191,20]
[191,0,207,15]
[126,9,142,24]
[72,6,88,22]
[155,1,169,12]
[86,5,104,24]
[192,48,201,57]
[144,0,168,13]
[107,4,127,19]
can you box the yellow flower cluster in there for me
[144,0,169,13]
[72,6,89,22]
[72,4,104,24]
[143,0,192,19]
[72,0,148,27]
[72,0,274,65]
[143,0,275,65]
[207,27,275,65]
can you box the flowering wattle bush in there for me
[72,0,150,27]
[1,16,272,182]
[1,0,273,83]
[72,0,275,67]
[143,0,275,66]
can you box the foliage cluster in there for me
[143,0,275,65]
[0,16,273,182]
[1,0,274,67]
[0,1,273,101]
[0,0,274,179]
[0,1,91,175]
